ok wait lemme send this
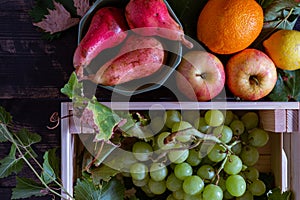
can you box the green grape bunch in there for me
[124,109,270,199]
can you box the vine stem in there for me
[2,124,74,200]
[14,135,74,199]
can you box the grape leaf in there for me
[11,177,46,199]
[87,99,121,141]
[61,72,83,99]
[268,69,300,101]
[14,128,41,147]
[33,1,79,34]
[268,188,293,200]
[0,144,24,178]
[0,124,10,143]
[74,177,124,200]
[90,165,119,183]
[0,106,12,125]
[74,0,91,17]
[41,148,60,184]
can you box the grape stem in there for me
[169,127,234,151]
[151,139,202,162]
[212,155,229,184]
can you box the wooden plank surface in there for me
[0,0,299,199]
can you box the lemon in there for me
[263,30,300,71]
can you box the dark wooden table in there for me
[0,0,299,199]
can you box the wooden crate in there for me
[60,102,300,200]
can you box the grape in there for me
[212,125,233,144]
[173,188,185,200]
[164,110,182,128]
[241,112,259,130]
[132,141,153,161]
[166,194,177,200]
[204,110,224,127]
[174,162,193,180]
[149,162,168,181]
[225,174,246,197]
[248,179,266,196]
[230,119,245,136]
[186,148,202,166]
[240,145,259,166]
[224,110,234,125]
[194,117,210,133]
[166,173,183,192]
[224,155,243,175]
[168,147,189,164]
[231,142,242,155]
[236,190,254,200]
[207,144,227,162]
[223,190,234,199]
[130,162,148,180]
[148,179,166,195]
[182,175,204,195]
[248,128,269,147]
[150,116,166,134]
[172,121,193,142]
[156,131,173,150]
[240,131,250,143]
[182,110,200,124]
[197,164,215,180]
[202,184,223,200]
[183,193,203,200]
[141,184,155,198]
[198,142,214,159]
[243,166,259,181]
[132,174,149,187]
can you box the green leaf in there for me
[90,165,119,184]
[87,99,121,141]
[15,128,41,147]
[268,69,300,101]
[0,124,10,143]
[0,106,12,125]
[252,0,299,48]
[41,148,60,184]
[11,177,46,199]
[74,177,125,200]
[268,187,293,200]
[61,72,83,99]
[257,0,276,9]
[0,144,24,178]
[263,0,300,29]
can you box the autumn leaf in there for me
[74,0,91,17]
[33,1,79,34]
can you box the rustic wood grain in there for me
[0,100,61,199]
[0,0,299,199]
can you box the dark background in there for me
[0,0,299,199]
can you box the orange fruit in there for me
[197,0,264,54]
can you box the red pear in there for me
[74,7,128,77]
[125,0,193,48]
[90,34,165,86]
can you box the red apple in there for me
[226,49,277,100]
[176,51,225,101]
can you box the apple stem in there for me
[196,73,206,79]
[250,76,260,86]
